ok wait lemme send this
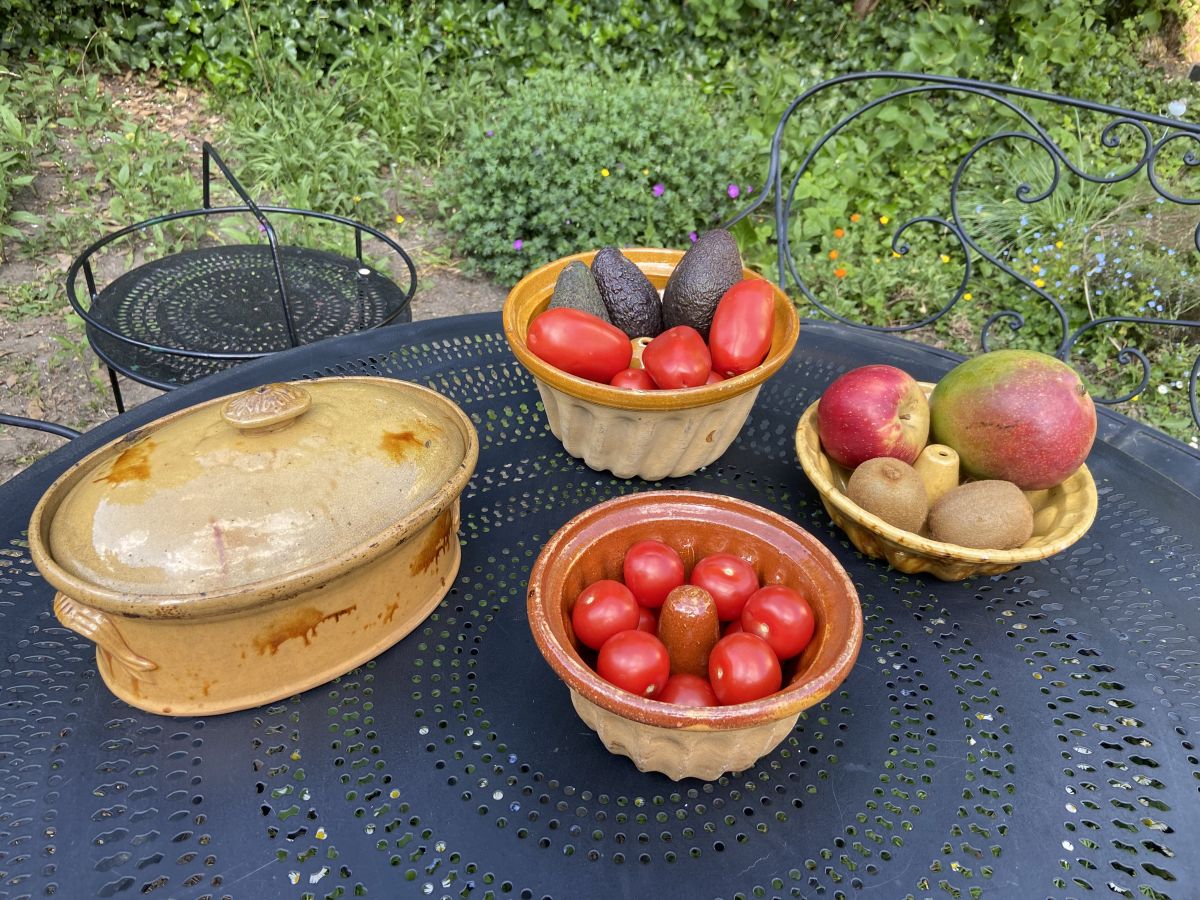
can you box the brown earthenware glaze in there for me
[502,248,800,480]
[657,585,719,678]
[795,383,1099,581]
[29,377,479,716]
[527,491,862,780]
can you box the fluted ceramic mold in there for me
[502,248,800,480]
[526,491,862,781]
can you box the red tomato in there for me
[636,606,658,634]
[708,633,782,705]
[704,370,725,384]
[571,580,640,650]
[596,630,671,698]
[623,540,685,608]
[658,673,718,707]
[689,553,760,621]
[741,585,815,660]
[527,308,633,383]
[610,368,657,390]
[708,278,775,377]
[641,325,711,388]
[722,618,744,636]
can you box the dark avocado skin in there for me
[591,246,663,338]
[661,228,742,341]
[548,260,611,323]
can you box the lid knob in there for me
[221,383,312,433]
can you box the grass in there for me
[0,273,62,320]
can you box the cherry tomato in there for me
[708,278,775,377]
[623,539,685,608]
[722,618,744,637]
[741,585,815,660]
[708,633,782,705]
[689,553,760,621]
[641,325,711,388]
[658,673,718,707]
[636,606,658,634]
[596,630,671,698]
[527,308,632,383]
[610,367,658,390]
[571,580,640,650]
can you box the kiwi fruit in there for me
[846,457,928,533]
[928,480,1034,549]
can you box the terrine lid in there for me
[43,378,474,596]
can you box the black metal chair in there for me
[66,143,417,413]
[0,414,80,440]
[725,71,1200,428]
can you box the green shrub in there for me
[438,69,756,285]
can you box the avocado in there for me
[591,246,662,338]
[548,260,610,323]
[661,229,743,340]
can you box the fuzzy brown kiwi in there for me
[928,480,1034,549]
[845,457,929,534]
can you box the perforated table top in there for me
[1,315,1198,900]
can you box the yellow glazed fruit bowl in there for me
[502,248,800,480]
[794,383,1099,581]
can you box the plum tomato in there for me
[741,585,815,660]
[596,630,671,698]
[610,367,658,390]
[708,278,775,377]
[527,308,633,383]
[571,580,640,651]
[708,633,782,705]
[658,673,718,707]
[636,606,658,634]
[623,539,686,608]
[641,325,711,389]
[689,553,760,621]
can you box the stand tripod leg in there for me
[106,366,125,415]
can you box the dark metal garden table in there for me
[1,313,1197,900]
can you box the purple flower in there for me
[689,231,698,243]
[652,183,665,197]
[513,239,524,251]
[486,130,494,137]
[727,183,740,199]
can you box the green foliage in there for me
[219,65,386,220]
[2,0,1198,445]
[438,69,755,285]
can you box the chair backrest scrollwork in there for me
[726,71,1200,430]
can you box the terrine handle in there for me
[53,593,158,682]
[221,382,312,434]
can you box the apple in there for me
[930,349,1095,490]
[817,365,930,469]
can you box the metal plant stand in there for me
[65,142,416,412]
